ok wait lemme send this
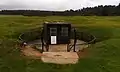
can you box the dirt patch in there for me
[21,45,88,60]
[21,45,43,59]
[20,43,89,61]
[77,48,89,58]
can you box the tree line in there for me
[0,3,120,16]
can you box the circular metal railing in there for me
[19,27,96,52]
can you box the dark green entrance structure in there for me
[43,22,71,44]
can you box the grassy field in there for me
[0,15,120,72]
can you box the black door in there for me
[59,27,69,44]
[48,25,70,44]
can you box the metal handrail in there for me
[67,28,96,52]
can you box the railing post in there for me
[41,29,44,52]
[67,44,70,52]
[46,43,49,51]
[73,28,77,52]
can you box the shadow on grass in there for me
[76,26,113,43]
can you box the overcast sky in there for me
[0,0,120,11]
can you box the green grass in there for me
[0,15,120,72]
